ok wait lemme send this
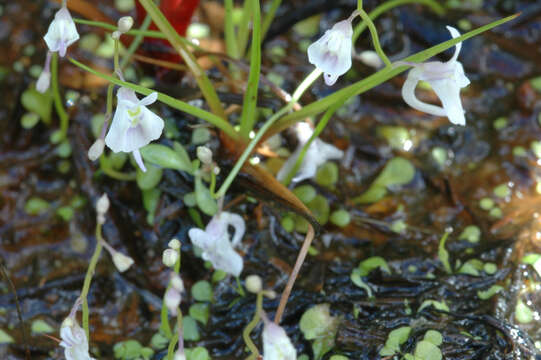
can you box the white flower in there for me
[262,316,297,360]
[188,212,245,277]
[307,17,354,86]
[162,248,179,267]
[117,16,134,34]
[59,317,94,360]
[104,88,164,172]
[400,26,470,126]
[43,5,80,57]
[277,123,343,184]
[88,139,105,161]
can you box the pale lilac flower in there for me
[400,26,470,126]
[59,317,94,360]
[188,212,245,277]
[43,4,80,57]
[104,88,164,172]
[262,313,297,360]
[277,122,343,183]
[307,13,357,86]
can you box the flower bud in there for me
[162,249,179,267]
[96,193,110,216]
[168,238,181,250]
[170,274,184,292]
[164,287,181,315]
[111,30,121,40]
[117,16,134,34]
[174,351,186,360]
[88,139,105,161]
[197,146,213,165]
[245,275,262,294]
[112,251,134,272]
[36,71,51,93]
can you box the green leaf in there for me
[183,316,200,341]
[191,280,213,302]
[189,303,210,325]
[418,300,449,313]
[239,0,261,138]
[186,346,210,360]
[56,206,74,221]
[292,185,317,204]
[438,231,452,274]
[458,225,481,243]
[353,157,415,204]
[307,195,330,225]
[477,285,503,300]
[0,329,14,344]
[140,144,193,172]
[350,268,373,297]
[315,162,339,187]
[358,256,391,277]
[173,141,194,174]
[423,330,442,346]
[31,319,54,334]
[414,340,442,360]
[195,175,218,216]
[299,304,339,360]
[21,112,40,129]
[136,164,163,190]
[330,209,351,227]
[24,197,50,215]
[380,326,411,356]
[21,87,52,124]
[515,300,533,324]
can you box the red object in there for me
[134,0,200,63]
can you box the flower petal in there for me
[429,78,466,126]
[401,68,447,117]
[104,104,132,152]
[445,26,462,64]
[133,149,147,172]
[221,212,246,247]
[138,92,158,107]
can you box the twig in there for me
[274,224,315,324]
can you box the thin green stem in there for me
[239,0,261,139]
[354,8,391,67]
[81,223,105,339]
[74,18,166,38]
[69,58,239,141]
[121,14,152,69]
[236,276,246,297]
[166,328,179,360]
[224,0,239,58]
[357,0,363,10]
[214,68,322,199]
[261,0,281,40]
[243,292,263,360]
[138,0,226,119]
[50,52,69,139]
[237,0,254,57]
[353,0,445,43]
[113,39,120,73]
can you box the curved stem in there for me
[274,224,314,324]
[81,223,104,339]
[243,292,263,359]
[353,8,391,67]
[353,0,445,43]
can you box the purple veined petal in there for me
[401,68,447,117]
[132,149,147,172]
[138,92,158,106]
[429,78,466,126]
